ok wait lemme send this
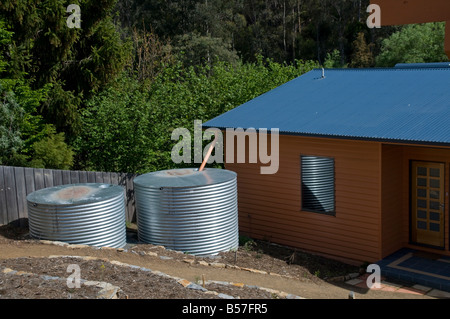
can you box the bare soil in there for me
[0,223,436,299]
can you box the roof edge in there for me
[201,125,450,147]
[395,62,450,69]
[311,62,450,72]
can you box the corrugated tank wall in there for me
[225,135,382,264]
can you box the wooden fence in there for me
[0,165,137,227]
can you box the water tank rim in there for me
[133,168,237,188]
[26,183,124,205]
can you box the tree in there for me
[116,0,403,66]
[376,22,449,67]
[350,32,374,68]
[0,17,80,169]
[0,19,51,166]
[0,83,24,165]
[29,125,74,170]
[323,49,346,68]
[173,32,239,67]
[74,73,155,173]
[0,0,131,140]
[131,27,174,87]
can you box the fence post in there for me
[3,166,19,225]
[14,167,27,227]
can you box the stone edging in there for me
[37,239,361,289]
[38,240,302,281]
[68,255,305,299]
[4,250,305,299]
[1,264,120,299]
[205,280,304,299]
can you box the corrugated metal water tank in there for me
[133,168,238,256]
[301,155,335,213]
[27,183,127,248]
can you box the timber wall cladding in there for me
[0,166,136,226]
[226,135,382,264]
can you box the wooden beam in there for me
[371,0,450,25]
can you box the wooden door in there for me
[411,161,445,248]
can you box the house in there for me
[203,62,450,265]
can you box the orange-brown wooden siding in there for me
[225,135,382,264]
[380,144,405,258]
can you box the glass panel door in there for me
[411,161,445,248]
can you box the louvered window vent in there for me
[301,155,335,215]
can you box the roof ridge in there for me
[313,67,450,72]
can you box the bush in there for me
[376,23,449,67]
[29,125,74,170]
[74,73,155,173]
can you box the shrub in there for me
[29,125,74,170]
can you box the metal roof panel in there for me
[203,65,450,145]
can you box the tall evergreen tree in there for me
[0,0,131,140]
[350,32,374,68]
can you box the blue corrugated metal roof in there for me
[203,63,450,145]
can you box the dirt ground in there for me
[0,224,438,299]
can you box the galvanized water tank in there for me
[134,168,238,256]
[301,155,335,213]
[27,183,127,248]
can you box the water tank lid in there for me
[133,168,237,188]
[26,183,124,205]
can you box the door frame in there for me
[409,160,446,250]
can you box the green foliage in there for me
[0,0,132,139]
[239,235,255,248]
[131,27,174,87]
[376,23,449,67]
[121,0,385,65]
[75,56,317,173]
[147,56,317,172]
[4,79,49,157]
[0,18,52,165]
[29,125,74,170]
[323,49,346,68]
[350,32,374,68]
[156,56,317,168]
[150,56,317,125]
[74,73,154,173]
[0,83,24,165]
[173,32,239,68]
[0,20,13,74]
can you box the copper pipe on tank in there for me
[199,129,220,172]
